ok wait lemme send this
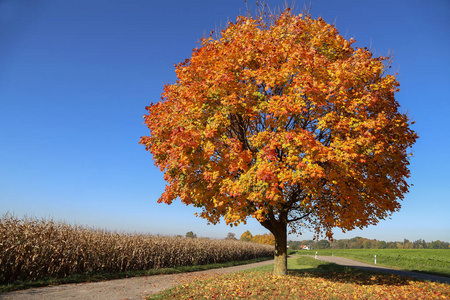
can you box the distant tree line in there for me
[184,231,449,250]
[288,237,450,250]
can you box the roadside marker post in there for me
[374,255,377,265]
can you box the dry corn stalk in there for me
[0,214,273,283]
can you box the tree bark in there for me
[261,213,288,276]
[273,225,287,276]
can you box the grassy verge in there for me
[149,256,450,299]
[0,257,272,294]
[297,249,450,278]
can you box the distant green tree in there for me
[315,240,331,249]
[185,231,197,238]
[336,240,347,249]
[386,242,397,249]
[401,239,413,249]
[225,232,237,240]
[413,239,427,249]
[287,240,302,250]
[429,240,449,249]
[376,240,387,249]
[363,240,372,249]
[349,237,364,249]
[420,239,427,249]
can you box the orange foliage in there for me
[240,230,275,246]
[140,8,417,268]
[252,233,276,246]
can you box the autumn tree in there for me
[140,9,417,276]
[240,230,253,242]
[239,230,274,245]
[252,233,276,246]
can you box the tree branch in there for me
[287,211,312,223]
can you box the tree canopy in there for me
[140,9,417,275]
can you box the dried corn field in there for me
[0,215,273,284]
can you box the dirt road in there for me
[0,260,274,300]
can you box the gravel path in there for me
[2,256,448,300]
[316,255,450,284]
[0,260,274,300]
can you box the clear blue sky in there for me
[1,0,449,242]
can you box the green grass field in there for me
[298,249,450,277]
[149,256,450,299]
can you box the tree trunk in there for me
[272,224,287,276]
[261,215,288,276]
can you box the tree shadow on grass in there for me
[288,263,415,287]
